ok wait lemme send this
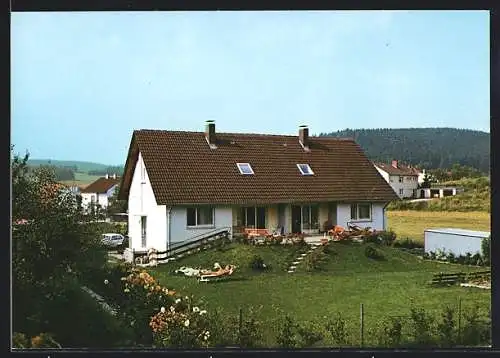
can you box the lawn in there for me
[387,210,490,244]
[149,242,490,347]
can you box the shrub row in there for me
[423,250,489,267]
[271,305,490,349]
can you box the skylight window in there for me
[297,164,314,175]
[237,163,254,175]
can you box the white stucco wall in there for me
[80,193,95,209]
[336,203,386,231]
[80,184,117,210]
[128,152,167,251]
[424,231,488,256]
[169,206,233,244]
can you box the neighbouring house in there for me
[424,228,490,256]
[80,174,120,211]
[118,121,398,254]
[374,160,422,199]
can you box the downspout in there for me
[167,206,172,255]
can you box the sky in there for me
[11,10,490,165]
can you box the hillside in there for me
[387,177,490,213]
[27,159,111,173]
[318,128,489,172]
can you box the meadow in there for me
[387,210,490,244]
[60,172,101,187]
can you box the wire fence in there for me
[232,298,491,349]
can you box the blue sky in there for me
[11,10,490,165]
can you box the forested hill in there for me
[318,128,490,172]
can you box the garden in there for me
[11,149,491,349]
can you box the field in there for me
[387,210,490,244]
[149,242,490,347]
[60,172,102,187]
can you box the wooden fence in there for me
[430,270,491,286]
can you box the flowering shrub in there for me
[101,268,213,348]
[150,296,211,348]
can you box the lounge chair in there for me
[198,265,236,283]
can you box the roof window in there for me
[237,163,254,175]
[297,164,314,175]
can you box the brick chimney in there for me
[299,125,309,150]
[205,120,217,148]
[391,160,398,169]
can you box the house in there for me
[118,121,398,254]
[417,186,464,199]
[424,228,490,256]
[80,174,120,211]
[374,160,422,199]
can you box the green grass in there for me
[149,242,490,347]
[60,173,102,187]
[387,210,490,244]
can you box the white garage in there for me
[424,228,490,256]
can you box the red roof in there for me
[374,162,421,176]
[81,177,119,194]
[118,129,398,205]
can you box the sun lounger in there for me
[198,265,236,283]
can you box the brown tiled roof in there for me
[374,162,421,176]
[81,177,119,194]
[118,130,399,205]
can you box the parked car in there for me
[101,233,125,248]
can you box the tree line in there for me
[88,166,124,176]
[25,164,124,182]
[318,128,489,173]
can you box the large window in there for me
[302,205,319,230]
[350,203,371,221]
[187,207,214,227]
[240,206,266,229]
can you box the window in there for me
[141,162,146,182]
[399,189,404,196]
[141,216,147,247]
[237,163,254,175]
[297,164,314,175]
[398,176,403,183]
[187,207,214,227]
[350,203,371,221]
[302,205,319,230]
[240,206,266,229]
